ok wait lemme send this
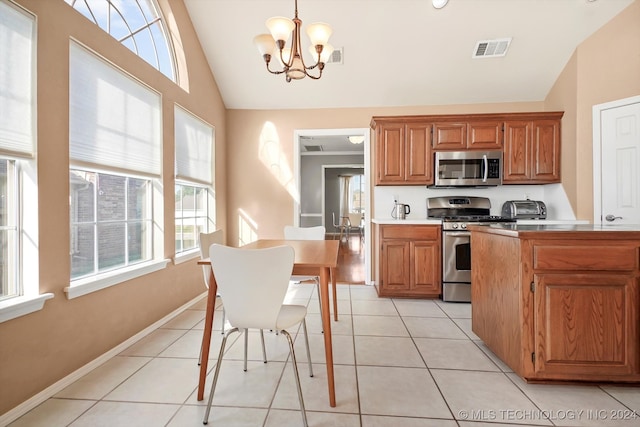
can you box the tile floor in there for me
[8,284,640,427]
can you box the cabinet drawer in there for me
[533,244,639,271]
[381,225,440,240]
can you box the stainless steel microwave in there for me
[432,150,502,187]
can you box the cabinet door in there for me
[432,122,467,150]
[503,120,532,183]
[411,241,441,295]
[533,273,639,379]
[376,123,405,184]
[380,240,411,292]
[405,123,433,184]
[531,119,560,182]
[468,121,503,150]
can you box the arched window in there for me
[64,0,176,81]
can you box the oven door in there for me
[442,230,471,283]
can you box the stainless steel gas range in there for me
[427,196,515,302]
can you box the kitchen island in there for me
[468,223,640,384]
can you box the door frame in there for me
[592,95,640,224]
[293,127,372,284]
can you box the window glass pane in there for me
[97,174,126,222]
[64,0,176,82]
[70,169,152,280]
[0,159,17,299]
[97,222,125,270]
[175,183,209,254]
[71,224,95,279]
[128,221,147,263]
[127,178,147,220]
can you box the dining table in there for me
[196,238,340,407]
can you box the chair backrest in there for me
[347,213,362,228]
[284,225,326,241]
[199,230,224,288]
[209,244,294,330]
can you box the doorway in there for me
[293,128,371,284]
[593,95,640,225]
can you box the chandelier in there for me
[253,0,333,82]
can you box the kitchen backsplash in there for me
[374,183,577,220]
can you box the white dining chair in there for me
[203,244,312,427]
[284,225,336,323]
[198,230,267,370]
[347,212,364,243]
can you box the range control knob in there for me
[451,223,458,229]
[461,223,467,229]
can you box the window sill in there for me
[173,249,200,265]
[0,293,54,323]
[65,259,171,299]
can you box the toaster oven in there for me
[501,200,547,219]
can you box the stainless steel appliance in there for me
[432,150,502,187]
[391,202,411,220]
[427,196,515,302]
[501,199,547,219]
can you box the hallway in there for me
[333,235,365,284]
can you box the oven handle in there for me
[444,231,470,237]
[482,154,488,182]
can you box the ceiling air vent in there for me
[326,47,343,64]
[304,144,323,152]
[472,38,511,58]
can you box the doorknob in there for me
[605,214,622,222]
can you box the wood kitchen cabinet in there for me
[503,113,562,184]
[374,224,441,298]
[433,120,503,150]
[372,119,433,185]
[470,224,640,383]
[372,112,563,186]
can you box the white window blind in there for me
[69,42,162,177]
[175,105,213,185]
[0,2,35,158]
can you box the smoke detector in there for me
[472,38,512,58]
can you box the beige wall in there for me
[226,102,545,247]
[0,0,226,415]
[545,0,640,220]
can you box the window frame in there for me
[0,1,52,323]
[65,41,167,300]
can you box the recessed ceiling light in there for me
[348,136,365,144]
[432,0,448,9]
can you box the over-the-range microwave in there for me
[431,150,502,187]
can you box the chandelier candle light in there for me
[253,0,333,82]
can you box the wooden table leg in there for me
[197,271,217,401]
[331,267,338,321]
[319,266,336,407]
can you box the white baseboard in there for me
[0,291,207,426]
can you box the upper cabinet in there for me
[503,113,563,184]
[373,119,433,185]
[372,112,563,186]
[433,120,503,150]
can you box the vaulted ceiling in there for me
[184,0,634,111]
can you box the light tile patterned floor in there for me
[8,284,640,427]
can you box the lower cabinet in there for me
[375,224,441,298]
[471,229,640,383]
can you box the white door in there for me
[593,96,640,225]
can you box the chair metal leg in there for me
[203,327,239,425]
[281,330,309,427]
[260,329,267,363]
[221,308,226,334]
[301,318,313,377]
[243,328,249,372]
